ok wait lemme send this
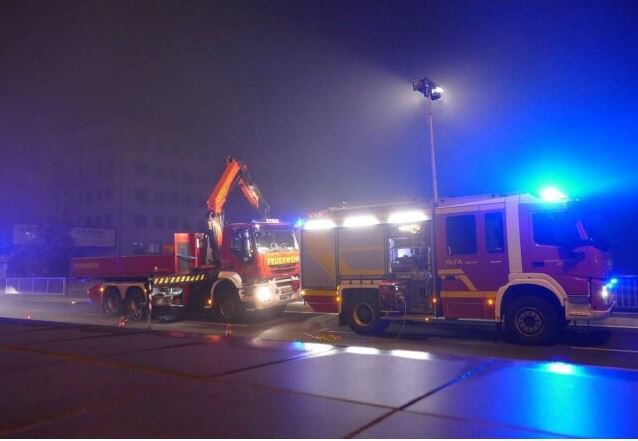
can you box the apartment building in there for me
[58,122,219,256]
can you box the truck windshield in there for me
[255,227,298,252]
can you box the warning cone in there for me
[118,316,127,328]
[225,322,232,337]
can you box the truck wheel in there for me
[269,304,287,318]
[505,296,560,345]
[215,290,245,323]
[103,287,122,316]
[348,296,389,335]
[126,288,147,320]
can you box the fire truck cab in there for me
[300,191,614,344]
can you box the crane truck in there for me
[71,156,300,322]
[299,190,614,344]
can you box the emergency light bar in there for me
[304,219,336,230]
[387,211,429,224]
[264,218,280,223]
[343,215,379,228]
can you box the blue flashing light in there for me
[540,187,568,202]
[605,278,618,289]
[294,218,305,229]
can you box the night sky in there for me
[1,0,637,270]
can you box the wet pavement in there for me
[1,317,637,438]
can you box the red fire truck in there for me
[71,157,300,322]
[300,190,614,344]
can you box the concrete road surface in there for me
[1,316,638,438]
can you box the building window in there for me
[134,214,147,229]
[446,215,476,255]
[132,241,146,255]
[133,161,149,176]
[133,188,148,202]
[485,212,505,253]
[147,242,161,255]
[153,216,164,229]
[154,191,165,204]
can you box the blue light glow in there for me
[540,187,568,202]
[544,361,577,375]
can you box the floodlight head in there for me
[413,77,443,100]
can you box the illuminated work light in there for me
[343,215,379,228]
[388,211,429,224]
[540,187,567,202]
[412,78,444,101]
[304,219,336,230]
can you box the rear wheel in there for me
[348,295,389,335]
[505,295,560,345]
[126,288,147,320]
[102,287,122,316]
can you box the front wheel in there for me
[268,304,287,319]
[505,296,560,345]
[348,297,389,335]
[214,290,246,323]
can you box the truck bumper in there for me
[566,300,615,321]
[240,278,300,311]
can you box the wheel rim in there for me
[515,307,544,336]
[353,303,374,327]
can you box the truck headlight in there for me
[255,286,273,303]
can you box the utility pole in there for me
[413,77,443,315]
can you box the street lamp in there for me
[413,76,443,314]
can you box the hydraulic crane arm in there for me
[206,156,271,256]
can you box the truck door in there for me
[480,210,509,317]
[437,212,485,319]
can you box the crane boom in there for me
[206,156,271,256]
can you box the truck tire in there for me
[348,296,389,335]
[103,287,122,316]
[126,288,147,320]
[214,289,245,323]
[268,304,287,318]
[504,295,560,345]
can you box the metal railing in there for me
[614,276,638,312]
[0,278,67,296]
